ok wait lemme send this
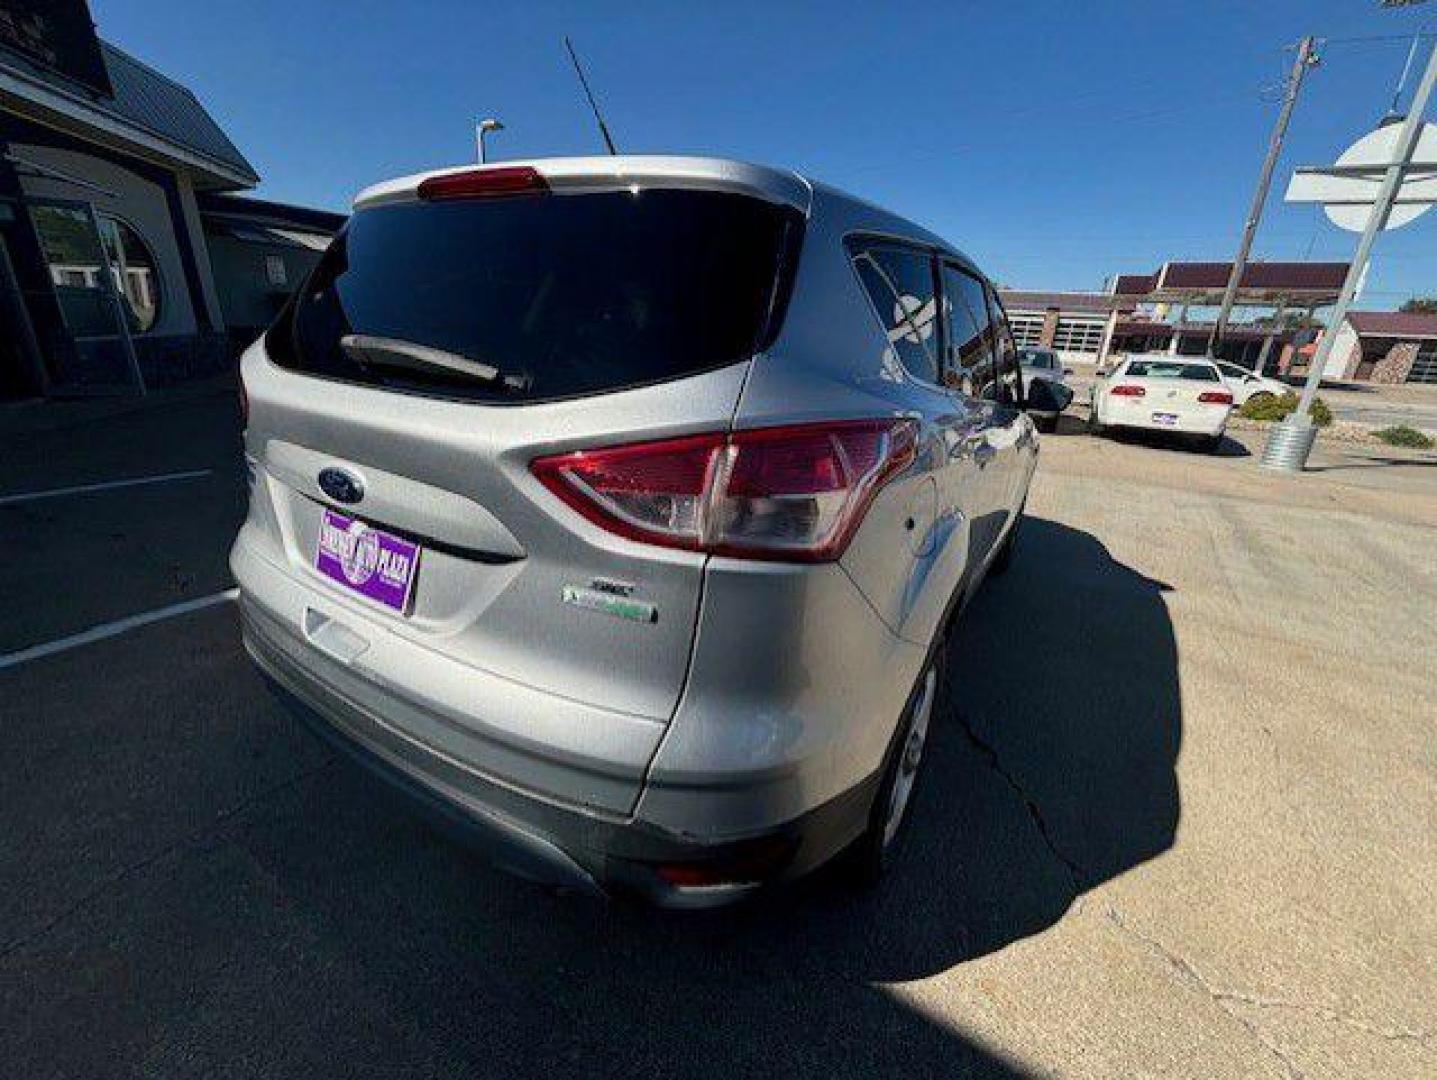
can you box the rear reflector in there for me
[1110,384,1146,397]
[417,166,549,201]
[1198,390,1234,405]
[531,419,918,562]
[651,836,797,888]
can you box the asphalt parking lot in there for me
[2,392,1434,1079]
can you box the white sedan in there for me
[1088,355,1234,451]
[1213,360,1289,406]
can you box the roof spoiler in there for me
[354,156,811,215]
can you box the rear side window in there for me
[850,245,940,384]
[267,189,802,404]
[1126,360,1220,382]
[988,289,1021,406]
[939,263,996,399]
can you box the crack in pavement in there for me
[1104,905,1436,1075]
[0,757,336,962]
[951,706,1086,890]
[1104,905,1306,1079]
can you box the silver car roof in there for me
[351,155,976,272]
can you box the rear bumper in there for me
[242,599,876,907]
[1102,404,1229,437]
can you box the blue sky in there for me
[93,0,1436,309]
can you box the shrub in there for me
[1237,390,1333,428]
[1374,424,1435,450]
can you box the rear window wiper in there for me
[340,334,531,391]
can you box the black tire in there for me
[1035,414,1057,434]
[846,645,943,887]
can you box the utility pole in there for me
[1209,36,1319,358]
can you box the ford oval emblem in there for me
[318,467,364,505]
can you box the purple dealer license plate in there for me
[315,508,420,613]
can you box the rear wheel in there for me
[847,649,941,885]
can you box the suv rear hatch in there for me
[241,161,806,812]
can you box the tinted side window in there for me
[850,245,940,384]
[939,263,995,399]
[989,288,1022,406]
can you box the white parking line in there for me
[0,589,239,672]
[0,468,214,507]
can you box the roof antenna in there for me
[564,36,618,155]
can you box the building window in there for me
[1408,346,1437,384]
[265,254,287,287]
[33,205,162,336]
[1052,316,1106,354]
[98,215,161,333]
[1007,313,1044,348]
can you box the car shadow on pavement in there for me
[0,520,1180,1079]
[1103,428,1249,457]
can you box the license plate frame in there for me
[315,508,421,614]
[1151,412,1180,427]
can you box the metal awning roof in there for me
[0,39,258,188]
[1111,261,1349,306]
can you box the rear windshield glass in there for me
[1125,360,1219,382]
[267,189,802,404]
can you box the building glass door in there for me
[26,199,143,394]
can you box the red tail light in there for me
[1198,390,1234,405]
[531,419,918,562]
[417,166,549,201]
[1110,384,1146,397]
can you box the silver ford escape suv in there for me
[233,156,1039,906]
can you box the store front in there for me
[0,1,332,400]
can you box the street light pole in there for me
[1209,36,1318,357]
[1262,37,1437,471]
[476,117,504,164]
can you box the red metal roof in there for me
[999,291,1127,314]
[1346,311,1437,340]
[1112,274,1157,295]
[1157,261,1349,292]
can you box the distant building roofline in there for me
[1345,310,1437,341]
[999,290,1129,314]
[196,192,346,234]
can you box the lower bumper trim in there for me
[241,599,878,907]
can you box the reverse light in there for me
[1110,384,1146,397]
[1198,390,1235,405]
[531,419,918,562]
[417,166,549,201]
